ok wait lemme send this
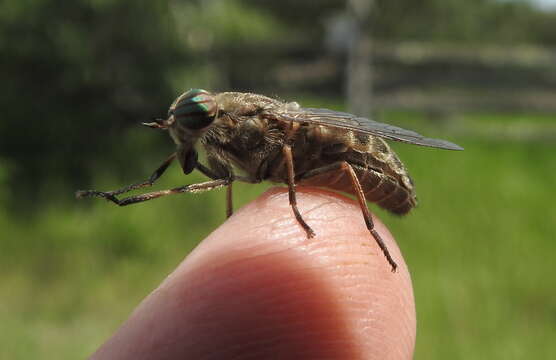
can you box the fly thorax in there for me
[236,117,271,150]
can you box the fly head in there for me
[167,89,219,174]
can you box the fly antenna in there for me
[142,117,169,129]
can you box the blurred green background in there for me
[1,0,555,358]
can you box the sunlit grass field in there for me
[1,111,555,359]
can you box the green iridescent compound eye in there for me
[172,89,217,130]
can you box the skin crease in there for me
[91,187,416,360]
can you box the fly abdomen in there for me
[294,127,417,215]
[355,165,416,215]
[297,155,416,215]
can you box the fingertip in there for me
[93,187,416,360]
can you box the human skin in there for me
[91,187,416,360]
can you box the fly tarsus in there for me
[75,189,119,202]
[76,152,178,202]
[370,228,398,272]
[75,189,134,206]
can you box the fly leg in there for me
[298,161,398,272]
[197,159,261,219]
[76,152,230,207]
[223,174,265,218]
[283,144,316,238]
[76,152,177,199]
[196,162,235,218]
[77,178,231,206]
[226,183,233,218]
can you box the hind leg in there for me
[298,161,397,272]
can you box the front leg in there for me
[76,152,177,200]
[78,179,231,206]
[77,152,231,207]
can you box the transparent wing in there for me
[274,107,463,150]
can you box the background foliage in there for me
[1,0,555,358]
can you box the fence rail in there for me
[213,41,556,113]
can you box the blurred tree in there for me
[169,0,289,90]
[370,0,556,44]
[0,0,185,204]
[246,0,556,45]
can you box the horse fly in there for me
[76,89,463,271]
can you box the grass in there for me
[1,112,555,359]
[392,138,556,359]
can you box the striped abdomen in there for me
[292,128,417,215]
[299,161,417,215]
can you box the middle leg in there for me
[282,144,316,238]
